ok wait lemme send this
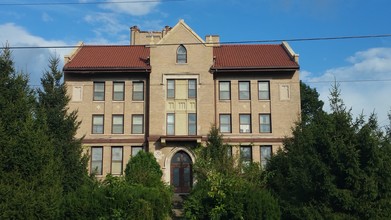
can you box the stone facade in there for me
[64,20,300,193]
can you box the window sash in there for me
[167,114,175,135]
[91,147,103,175]
[93,82,105,101]
[219,114,231,133]
[260,114,271,133]
[219,82,230,100]
[239,81,250,100]
[132,146,143,156]
[111,147,123,174]
[113,82,124,101]
[260,146,272,168]
[240,146,252,162]
[188,113,196,135]
[258,81,270,100]
[240,114,251,133]
[167,80,175,99]
[133,82,144,101]
[112,115,124,134]
[132,115,144,134]
[177,45,187,63]
[188,79,196,98]
[92,115,104,134]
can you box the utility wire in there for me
[22,79,391,88]
[3,34,391,50]
[0,0,184,6]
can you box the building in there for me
[63,20,300,193]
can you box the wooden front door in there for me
[171,151,192,193]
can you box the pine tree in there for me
[0,46,62,218]
[37,55,88,193]
[267,83,391,219]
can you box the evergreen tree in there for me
[267,83,391,219]
[0,46,62,218]
[300,81,324,124]
[37,55,88,193]
[124,151,163,187]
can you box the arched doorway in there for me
[171,151,192,193]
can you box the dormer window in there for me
[176,45,187,64]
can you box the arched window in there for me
[176,45,187,63]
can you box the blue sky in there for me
[1,0,391,127]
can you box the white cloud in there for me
[100,0,160,16]
[0,23,72,86]
[302,47,391,127]
[83,13,129,44]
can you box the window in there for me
[188,79,196,98]
[133,81,144,101]
[239,81,250,100]
[240,146,252,167]
[111,147,123,175]
[188,113,196,135]
[177,45,187,63]
[167,113,175,135]
[132,115,144,134]
[132,146,143,156]
[219,81,230,100]
[113,82,124,101]
[112,115,124,134]
[258,81,270,100]
[93,82,105,101]
[260,146,272,168]
[219,114,231,133]
[239,114,251,133]
[227,146,232,157]
[92,115,104,134]
[259,114,271,133]
[167,80,175,99]
[91,147,103,175]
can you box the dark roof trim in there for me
[63,67,151,73]
[210,66,299,73]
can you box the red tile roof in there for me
[212,44,299,71]
[63,45,150,71]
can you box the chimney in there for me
[205,35,220,46]
[162,25,172,37]
[130,26,140,45]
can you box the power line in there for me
[3,33,391,50]
[23,79,391,88]
[0,0,184,6]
